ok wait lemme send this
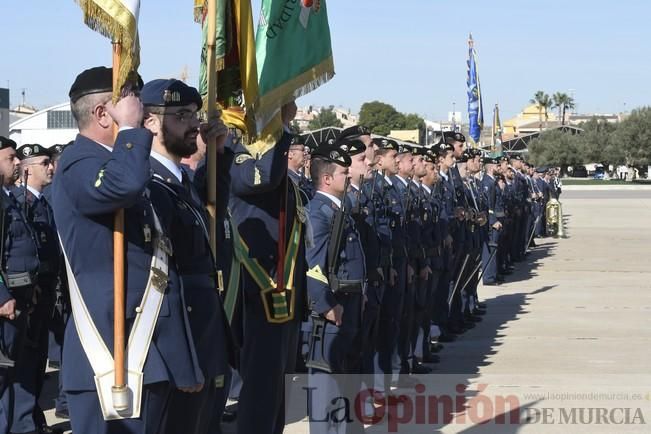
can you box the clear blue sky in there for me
[2,0,650,121]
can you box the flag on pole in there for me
[250,0,335,153]
[467,33,483,144]
[76,0,140,100]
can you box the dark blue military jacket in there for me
[52,131,202,391]
[227,133,306,313]
[12,187,60,280]
[364,172,392,268]
[347,183,380,283]
[306,192,364,334]
[148,157,232,380]
[385,176,407,259]
[0,189,39,304]
[481,174,497,226]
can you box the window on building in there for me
[47,110,77,129]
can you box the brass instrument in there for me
[545,198,563,237]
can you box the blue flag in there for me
[467,34,483,143]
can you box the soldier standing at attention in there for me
[13,143,62,434]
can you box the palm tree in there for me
[552,92,576,126]
[530,91,552,131]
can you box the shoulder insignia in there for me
[235,153,253,165]
[307,264,329,285]
[94,169,105,187]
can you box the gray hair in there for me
[70,92,111,130]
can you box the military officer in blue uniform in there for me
[227,101,305,434]
[52,66,204,434]
[338,134,380,382]
[480,157,502,286]
[432,141,458,342]
[304,140,365,434]
[0,136,42,434]
[12,143,62,434]
[287,134,314,202]
[140,79,233,434]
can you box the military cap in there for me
[312,139,351,167]
[424,149,437,163]
[372,137,399,151]
[435,141,454,156]
[69,66,144,103]
[397,143,412,154]
[17,144,49,160]
[482,156,499,165]
[443,131,466,143]
[535,166,548,174]
[290,134,305,147]
[337,125,371,143]
[141,79,203,109]
[409,145,428,156]
[457,150,473,163]
[0,136,17,150]
[510,154,523,161]
[50,141,72,157]
[468,147,483,157]
[338,138,366,156]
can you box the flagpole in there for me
[205,0,218,257]
[491,104,496,151]
[112,41,128,410]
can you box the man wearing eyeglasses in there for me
[9,143,61,434]
[141,78,234,434]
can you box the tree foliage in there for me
[307,106,343,130]
[617,107,651,168]
[359,101,425,141]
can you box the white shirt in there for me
[422,184,432,195]
[98,126,133,153]
[2,187,11,196]
[439,171,449,182]
[317,191,342,209]
[151,150,183,183]
[26,185,41,199]
[395,175,409,187]
[383,175,393,186]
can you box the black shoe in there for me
[477,302,487,309]
[422,354,440,363]
[222,409,238,423]
[411,362,432,374]
[54,409,69,420]
[483,279,500,286]
[449,324,465,334]
[473,308,487,316]
[429,342,444,352]
[464,313,482,323]
[38,426,64,434]
[437,333,457,343]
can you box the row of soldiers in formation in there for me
[0,65,562,434]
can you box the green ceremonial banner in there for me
[255,0,335,119]
[197,0,229,100]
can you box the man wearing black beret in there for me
[52,67,199,434]
[304,140,365,433]
[13,143,62,434]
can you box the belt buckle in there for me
[151,267,168,293]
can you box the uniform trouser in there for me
[482,230,500,283]
[398,259,417,368]
[499,220,512,271]
[0,304,29,434]
[163,372,231,434]
[511,213,524,261]
[67,382,171,434]
[462,247,482,313]
[376,256,406,379]
[411,270,440,358]
[432,249,453,333]
[308,324,363,434]
[237,290,301,434]
[360,281,383,378]
[449,246,469,327]
[48,299,69,414]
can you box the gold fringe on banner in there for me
[76,0,140,102]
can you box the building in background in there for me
[9,102,77,148]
